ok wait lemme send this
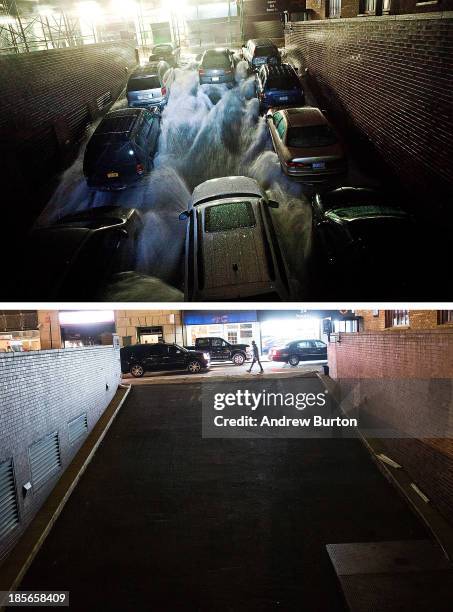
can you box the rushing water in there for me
[37,60,313,297]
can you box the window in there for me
[297,341,311,349]
[363,0,376,13]
[211,338,223,347]
[196,337,210,347]
[240,323,253,338]
[287,126,337,148]
[329,0,341,18]
[385,310,409,327]
[228,332,238,344]
[382,0,391,12]
[315,341,326,348]
[273,112,283,129]
[277,118,286,140]
[205,201,256,233]
[438,311,453,324]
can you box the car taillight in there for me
[136,163,144,175]
[161,86,167,96]
[286,161,306,168]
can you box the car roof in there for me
[130,66,160,78]
[96,108,142,136]
[279,107,327,128]
[203,48,229,55]
[192,176,264,206]
[250,38,276,47]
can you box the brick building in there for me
[328,309,453,527]
[301,0,453,19]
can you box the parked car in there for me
[27,207,143,300]
[185,337,252,365]
[83,107,160,191]
[198,48,236,85]
[256,63,304,112]
[149,42,179,67]
[310,186,416,275]
[127,63,170,109]
[266,107,346,181]
[242,38,281,72]
[269,339,327,366]
[120,343,210,377]
[178,176,292,301]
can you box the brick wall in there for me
[285,14,453,201]
[0,42,136,230]
[115,310,184,347]
[328,328,453,524]
[0,346,121,562]
[355,309,451,331]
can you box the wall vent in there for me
[29,432,61,490]
[0,459,19,541]
[68,413,88,445]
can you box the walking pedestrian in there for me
[247,340,264,373]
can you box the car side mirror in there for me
[267,200,279,209]
[179,210,191,221]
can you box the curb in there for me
[0,385,131,607]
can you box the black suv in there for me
[120,343,211,377]
[269,340,327,366]
[256,63,304,112]
[83,108,160,191]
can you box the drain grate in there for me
[68,413,88,445]
[0,458,19,541]
[29,432,61,490]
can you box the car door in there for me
[165,345,188,370]
[211,337,228,361]
[296,340,314,361]
[313,340,327,359]
[142,343,165,371]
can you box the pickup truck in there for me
[185,337,252,366]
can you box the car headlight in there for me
[203,353,210,360]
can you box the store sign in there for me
[183,311,258,325]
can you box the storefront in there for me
[183,310,361,353]
[183,311,261,348]
[59,311,116,348]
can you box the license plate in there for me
[107,172,119,178]
[212,76,220,82]
[312,162,326,170]
[279,96,288,101]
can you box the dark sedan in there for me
[149,43,179,67]
[26,206,143,300]
[310,186,418,297]
[269,340,327,366]
[121,343,211,377]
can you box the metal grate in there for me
[0,459,19,541]
[29,432,61,490]
[68,413,88,445]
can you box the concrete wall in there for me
[0,42,136,231]
[115,310,184,347]
[0,346,121,562]
[328,329,453,525]
[285,13,453,201]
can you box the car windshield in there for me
[287,125,338,148]
[153,45,172,54]
[202,53,230,69]
[326,206,407,221]
[205,201,256,232]
[127,76,160,91]
[267,76,299,90]
[256,46,278,57]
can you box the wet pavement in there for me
[16,375,428,611]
